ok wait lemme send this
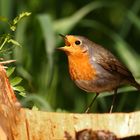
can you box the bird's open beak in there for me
[57,34,71,52]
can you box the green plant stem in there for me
[0,36,8,50]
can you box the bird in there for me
[58,34,140,113]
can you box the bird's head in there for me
[58,34,90,56]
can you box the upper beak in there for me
[59,34,66,40]
[57,34,71,52]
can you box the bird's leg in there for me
[85,93,99,113]
[109,88,118,113]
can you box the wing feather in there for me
[90,43,134,79]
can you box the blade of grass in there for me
[21,94,53,111]
[37,14,55,87]
[119,0,140,37]
[127,11,140,30]
[0,0,13,18]
[54,1,114,35]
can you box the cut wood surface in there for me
[0,64,140,140]
[2,108,140,140]
[19,109,140,140]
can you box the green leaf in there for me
[8,39,21,47]
[13,86,25,92]
[13,12,31,25]
[0,35,9,50]
[11,77,22,86]
[10,12,31,31]
[18,92,26,97]
[6,67,15,77]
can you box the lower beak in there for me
[57,46,70,52]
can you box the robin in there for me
[58,34,140,113]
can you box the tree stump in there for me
[0,64,139,140]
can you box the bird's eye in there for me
[75,40,81,45]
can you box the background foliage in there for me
[0,0,140,113]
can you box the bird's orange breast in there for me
[67,53,96,81]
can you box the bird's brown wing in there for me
[92,43,134,79]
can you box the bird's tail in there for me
[131,81,140,91]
